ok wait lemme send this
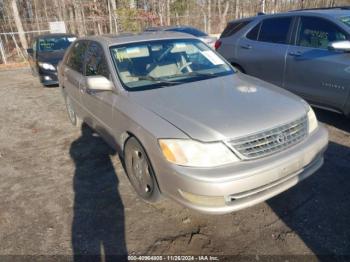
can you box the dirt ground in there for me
[0,69,349,261]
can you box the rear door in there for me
[80,41,115,138]
[236,16,293,87]
[62,40,88,117]
[284,16,350,111]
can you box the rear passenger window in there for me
[259,17,292,44]
[297,17,348,49]
[246,17,292,44]
[246,23,261,40]
[67,41,87,73]
[221,21,251,38]
[85,42,110,78]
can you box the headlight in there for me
[307,106,318,134]
[159,139,239,167]
[38,62,56,71]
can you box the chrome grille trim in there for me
[228,116,308,160]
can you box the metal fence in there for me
[0,13,245,65]
[0,29,50,64]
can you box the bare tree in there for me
[166,0,170,26]
[207,0,212,34]
[218,0,230,32]
[10,0,28,49]
[2,0,350,64]
[235,0,240,19]
[261,0,266,13]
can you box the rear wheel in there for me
[124,137,160,202]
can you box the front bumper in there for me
[38,68,58,86]
[153,125,328,214]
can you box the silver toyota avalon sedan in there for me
[58,32,328,214]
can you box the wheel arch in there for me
[231,62,246,73]
[122,132,163,194]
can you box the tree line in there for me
[0,0,349,63]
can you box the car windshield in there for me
[110,39,233,91]
[38,36,76,52]
[340,16,350,28]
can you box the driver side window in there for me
[85,42,109,79]
[297,16,348,49]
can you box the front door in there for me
[63,41,88,118]
[285,16,350,111]
[80,41,116,145]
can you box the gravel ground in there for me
[0,69,349,261]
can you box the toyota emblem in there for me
[276,133,287,144]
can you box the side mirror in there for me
[27,48,33,56]
[328,40,350,52]
[86,76,114,91]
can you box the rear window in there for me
[247,23,260,40]
[259,17,292,44]
[220,21,251,38]
[246,17,292,44]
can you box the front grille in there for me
[228,116,308,160]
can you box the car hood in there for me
[129,73,308,142]
[37,50,66,65]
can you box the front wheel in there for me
[124,137,160,202]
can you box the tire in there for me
[64,95,82,127]
[124,137,161,202]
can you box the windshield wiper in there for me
[136,75,182,85]
[166,71,217,79]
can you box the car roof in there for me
[79,31,195,46]
[289,8,350,18]
[228,7,349,24]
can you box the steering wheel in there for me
[179,62,193,72]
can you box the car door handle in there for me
[80,85,96,95]
[240,44,252,50]
[79,84,86,94]
[288,51,302,57]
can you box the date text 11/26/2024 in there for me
[128,255,219,261]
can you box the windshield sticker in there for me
[126,47,141,54]
[174,43,186,48]
[39,41,54,49]
[115,46,150,62]
[151,45,162,51]
[201,50,225,65]
[171,42,189,53]
[115,49,127,62]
